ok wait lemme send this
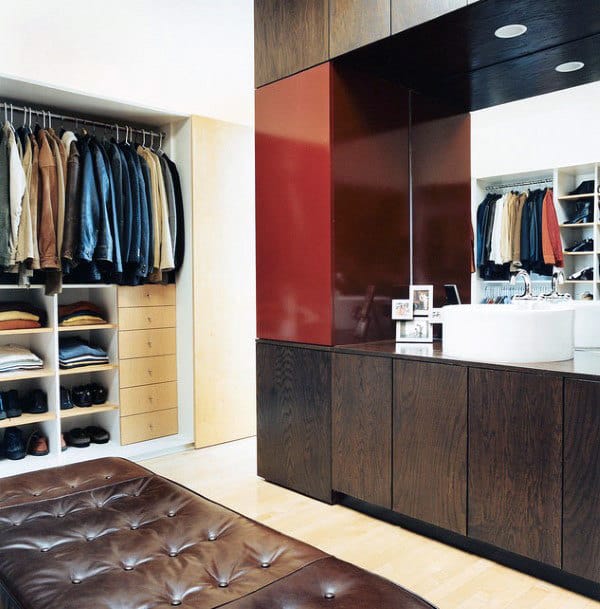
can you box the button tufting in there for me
[130,525,139,530]
[57,513,65,518]
[260,562,270,568]
[171,601,181,607]
[123,565,134,571]
[167,511,176,517]
[32,492,41,497]
[324,592,335,600]
[41,547,50,553]
[71,579,82,585]
[207,533,217,541]
[86,537,95,542]
[218,582,229,588]
[105,475,112,480]
[168,551,179,557]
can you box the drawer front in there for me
[119,306,176,331]
[121,408,178,445]
[118,285,176,308]
[120,382,178,417]
[120,355,177,388]
[119,328,176,359]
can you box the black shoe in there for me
[565,238,594,252]
[60,386,74,410]
[568,180,595,196]
[72,386,92,407]
[568,266,594,281]
[1,390,21,419]
[89,383,108,405]
[565,201,593,224]
[64,428,91,448]
[3,427,26,460]
[0,395,6,421]
[22,390,48,414]
[84,426,110,444]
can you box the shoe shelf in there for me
[0,411,55,429]
[60,403,119,419]
[58,323,117,333]
[0,328,53,337]
[59,363,118,376]
[0,367,55,382]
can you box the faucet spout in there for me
[510,269,534,300]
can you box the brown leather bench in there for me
[0,458,436,609]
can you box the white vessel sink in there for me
[571,302,600,349]
[442,304,574,363]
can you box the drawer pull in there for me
[148,369,153,377]
[147,316,152,324]
[147,340,153,348]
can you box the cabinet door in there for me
[469,368,562,567]
[332,353,392,507]
[257,342,332,503]
[392,0,466,34]
[256,64,333,345]
[330,0,391,57]
[254,0,328,87]
[393,360,467,534]
[564,379,600,582]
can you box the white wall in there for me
[0,0,254,127]
[472,81,600,177]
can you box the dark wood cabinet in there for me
[256,341,332,503]
[564,379,600,582]
[393,360,467,534]
[254,0,328,87]
[332,353,392,507]
[468,368,562,567]
[391,0,466,34]
[329,0,391,58]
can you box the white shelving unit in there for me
[472,163,600,303]
[0,74,196,477]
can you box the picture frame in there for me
[395,319,433,343]
[410,285,434,317]
[391,298,414,321]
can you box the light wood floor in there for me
[143,438,599,609]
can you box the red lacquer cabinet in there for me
[256,62,411,346]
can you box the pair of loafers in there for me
[64,426,110,448]
[60,384,107,409]
[0,390,48,420]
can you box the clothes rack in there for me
[1,100,165,141]
[484,177,553,191]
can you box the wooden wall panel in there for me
[330,0,391,57]
[254,0,329,87]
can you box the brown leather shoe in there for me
[27,431,49,457]
[61,433,67,452]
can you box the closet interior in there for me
[0,75,194,476]
[472,163,600,303]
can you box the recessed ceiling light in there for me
[494,24,527,39]
[555,61,585,73]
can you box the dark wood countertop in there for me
[334,340,600,382]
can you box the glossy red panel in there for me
[411,92,472,307]
[331,61,410,345]
[255,64,333,345]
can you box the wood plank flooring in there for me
[143,438,599,609]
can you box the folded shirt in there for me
[0,320,42,330]
[0,302,47,326]
[60,315,107,326]
[58,301,105,323]
[0,345,43,372]
[58,337,109,368]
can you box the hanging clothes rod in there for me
[0,100,165,140]
[484,176,553,191]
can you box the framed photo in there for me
[410,285,433,317]
[391,298,413,321]
[395,319,433,343]
[429,308,443,324]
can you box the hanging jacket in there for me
[162,152,185,273]
[542,189,563,267]
[47,129,67,257]
[135,151,153,276]
[36,129,59,269]
[28,134,40,270]
[4,123,26,267]
[0,127,10,267]
[62,138,81,269]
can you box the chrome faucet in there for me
[543,270,572,301]
[510,269,535,300]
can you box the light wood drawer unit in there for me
[118,284,176,308]
[121,408,178,445]
[119,306,176,331]
[120,382,178,417]
[119,328,177,359]
[120,354,177,388]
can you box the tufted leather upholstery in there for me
[0,458,436,609]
